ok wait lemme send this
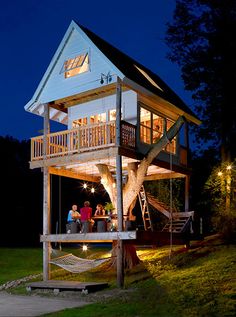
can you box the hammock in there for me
[49,249,111,273]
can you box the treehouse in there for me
[25,21,200,282]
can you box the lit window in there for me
[90,113,106,124]
[72,117,87,127]
[152,114,164,143]
[109,109,116,121]
[62,52,89,78]
[140,107,151,144]
[139,104,176,154]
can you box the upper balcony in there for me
[30,119,188,173]
[31,120,136,161]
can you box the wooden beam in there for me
[48,167,100,182]
[144,172,185,181]
[49,84,130,109]
[40,231,136,243]
[30,147,119,169]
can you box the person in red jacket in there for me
[80,201,92,233]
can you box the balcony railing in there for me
[31,121,136,161]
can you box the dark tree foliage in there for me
[0,136,42,246]
[166,0,236,162]
[0,136,110,247]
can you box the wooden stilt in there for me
[43,104,51,281]
[116,78,124,288]
[184,121,190,212]
[185,175,190,212]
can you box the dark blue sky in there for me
[1,0,193,141]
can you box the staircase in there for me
[162,212,194,233]
[138,185,153,231]
[146,192,177,219]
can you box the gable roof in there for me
[78,22,200,124]
[25,20,200,125]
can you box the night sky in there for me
[1,0,193,141]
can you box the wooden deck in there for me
[39,230,201,246]
[27,280,108,293]
[40,231,137,243]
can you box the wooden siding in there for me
[38,29,121,104]
[68,90,138,128]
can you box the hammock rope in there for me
[50,249,111,273]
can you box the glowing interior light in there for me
[82,244,88,251]
[218,171,223,176]
[112,182,116,188]
[91,187,95,193]
[83,183,87,189]
[226,165,232,170]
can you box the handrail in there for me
[31,120,136,161]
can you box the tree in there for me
[166,0,236,162]
[96,116,185,218]
[204,160,236,242]
[96,116,185,268]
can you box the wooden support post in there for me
[184,121,190,212]
[184,121,189,163]
[185,175,190,212]
[115,77,124,288]
[43,104,51,281]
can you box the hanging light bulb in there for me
[82,244,88,251]
[91,187,95,193]
[83,183,87,189]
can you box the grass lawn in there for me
[1,236,235,316]
[0,247,43,284]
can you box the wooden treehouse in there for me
[24,21,201,285]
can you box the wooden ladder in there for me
[138,185,153,231]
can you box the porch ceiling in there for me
[50,156,185,182]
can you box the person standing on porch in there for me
[80,201,93,233]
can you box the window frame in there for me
[61,50,90,78]
[139,103,177,154]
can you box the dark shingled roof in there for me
[78,22,199,121]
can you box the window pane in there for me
[90,113,106,124]
[109,109,116,121]
[152,114,163,143]
[64,53,89,78]
[72,117,87,127]
[140,107,151,127]
[140,125,151,144]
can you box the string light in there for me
[218,171,223,177]
[82,244,88,251]
[226,165,232,170]
[91,187,95,193]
